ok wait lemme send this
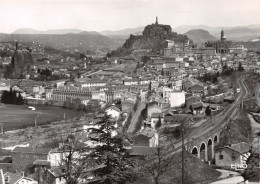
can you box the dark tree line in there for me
[222,65,234,76]
[238,62,244,72]
[198,72,220,83]
[34,68,68,81]
[1,89,24,105]
[38,68,52,77]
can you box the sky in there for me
[0,0,260,33]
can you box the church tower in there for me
[221,30,226,41]
[155,17,158,25]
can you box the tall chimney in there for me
[16,42,18,50]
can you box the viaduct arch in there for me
[190,132,220,162]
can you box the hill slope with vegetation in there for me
[185,29,217,43]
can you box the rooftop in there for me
[130,146,156,156]
[4,172,22,184]
[12,147,52,155]
[140,127,156,138]
[217,142,251,154]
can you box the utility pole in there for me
[35,111,40,127]
[64,112,66,123]
[182,123,185,184]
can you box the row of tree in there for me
[1,90,24,105]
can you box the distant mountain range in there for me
[0,31,122,52]
[12,28,85,35]
[173,24,260,33]
[99,24,260,42]
[174,24,260,42]
[13,27,145,37]
[184,29,217,43]
[5,24,260,51]
[100,26,144,37]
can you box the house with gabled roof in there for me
[3,172,37,184]
[164,112,192,126]
[150,113,164,129]
[215,142,251,168]
[131,127,159,156]
[135,127,159,147]
[12,147,52,172]
[147,102,163,118]
[189,84,207,97]
[105,104,121,120]
[191,102,205,115]
[186,96,201,108]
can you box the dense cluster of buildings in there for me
[1,18,260,183]
[0,30,258,121]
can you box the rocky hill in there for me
[5,50,34,79]
[185,29,217,43]
[110,21,190,57]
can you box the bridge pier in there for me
[212,140,214,160]
[207,138,214,161]
[199,142,208,162]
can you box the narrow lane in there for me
[127,102,145,134]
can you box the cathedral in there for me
[205,30,232,54]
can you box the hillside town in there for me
[1,15,260,184]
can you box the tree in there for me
[1,89,24,105]
[59,134,95,184]
[141,56,149,65]
[238,62,244,72]
[17,93,24,105]
[141,104,148,120]
[133,98,139,112]
[189,105,193,114]
[241,149,259,182]
[88,113,133,184]
[212,74,218,83]
[1,90,7,103]
[205,106,211,116]
[142,139,175,184]
[172,125,182,139]
[156,116,162,129]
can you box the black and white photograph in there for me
[0,0,260,183]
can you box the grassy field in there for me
[0,104,85,130]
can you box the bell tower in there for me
[221,30,226,41]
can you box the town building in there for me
[12,147,52,172]
[215,142,251,168]
[3,172,37,184]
